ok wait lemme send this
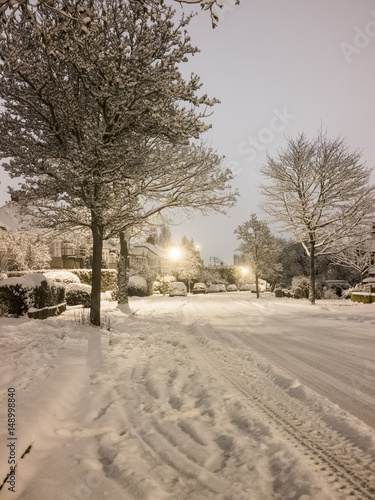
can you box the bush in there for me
[322,288,339,300]
[153,275,176,294]
[0,273,65,317]
[65,283,91,307]
[128,276,148,296]
[291,276,310,299]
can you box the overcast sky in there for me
[1,0,375,264]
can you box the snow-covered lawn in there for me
[1,294,375,499]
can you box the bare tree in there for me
[330,234,374,284]
[260,132,375,303]
[234,214,280,298]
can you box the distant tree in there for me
[176,236,202,291]
[330,234,373,284]
[277,241,309,286]
[260,132,375,303]
[198,266,221,285]
[156,224,172,249]
[235,214,281,298]
[0,231,51,272]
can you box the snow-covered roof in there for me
[132,242,169,259]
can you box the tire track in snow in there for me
[182,305,375,500]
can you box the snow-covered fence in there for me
[0,273,65,317]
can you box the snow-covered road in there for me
[178,293,375,429]
[1,293,375,499]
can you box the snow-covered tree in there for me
[0,231,51,272]
[0,1,236,324]
[330,234,374,284]
[235,214,281,298]
[260,132,375,303]
[0,0,240,29]
[175,236,202,291]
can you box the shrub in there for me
[128,276,148,296]
[0,273,65,317]
[322,288,339,300]
[65,283,91,307]
[153,275,176,294]
[291,276,310,299]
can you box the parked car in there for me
[192,283,208,294]
[217,284,226,292]
[169,282,187,297]
[227,284,238,292]
[207,284,220,293]
[239,284,253,291]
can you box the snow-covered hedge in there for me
[65,283,91,307]
[44,270,81,284]
[0,273,65,317]
[128,276,148,296]
[70,269,117,293]
[350,292,375,304]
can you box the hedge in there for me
[0,273,65,317]
[65,283,91,307]
[350,292,375,304]
[6,268,118,293]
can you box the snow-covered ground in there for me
[0,293,375,499]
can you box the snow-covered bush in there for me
[128,276,148,297]
[322,288,339,300]
[291,276,310,299]
[292,276,322,299]
[44,270,81,285]
[65,283,91,307]
[0,273,65,317]
[153,275,176,294]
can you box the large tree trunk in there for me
[117,231,131,313]
[90,218,104,326]
[309,240,316,304]
[255,270,260,299]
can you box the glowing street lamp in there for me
[169,247,181,260]
[241,267,248,283]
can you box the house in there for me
[0,203,176,275]
[130,243,173,275]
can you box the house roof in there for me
[132,242,169,259]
